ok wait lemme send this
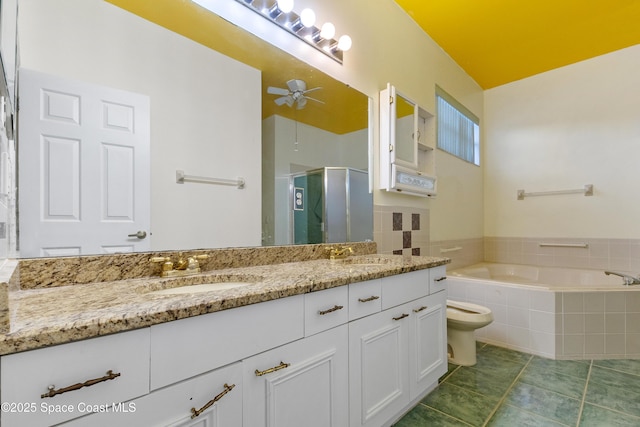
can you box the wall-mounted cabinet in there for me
[379,84,436,197]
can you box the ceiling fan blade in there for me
[303,86,322,94]
[287,79,306,92]
[267,86,290,96]
[274,96,290,106]
[304,95,325,105]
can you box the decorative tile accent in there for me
[403,231,412,249]
[392,212,403,231]
[373,205,430,256]
[412,213,420,230]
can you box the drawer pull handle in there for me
[41,370,121,399]
[318,305,344,315]
[413,306,428,313]
[358,295,380,303]
[191,383,235,419]
[255,361,290,377]
[435,276,447,282]
[393,313,409,321]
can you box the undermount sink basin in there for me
[147,274,262,296]
[151,281,251,295]
[335,256,395,266]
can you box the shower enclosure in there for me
[292,167,372,245]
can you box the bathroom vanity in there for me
[0,245,448,427]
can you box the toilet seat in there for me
[446,300,492,322]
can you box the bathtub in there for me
[446,263,640,360]
[450,263,627,290]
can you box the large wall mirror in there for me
[12,0,372,258]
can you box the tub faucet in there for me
[604,270,640,286]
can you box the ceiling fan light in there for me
[300,8,316,28]
[337,35,352,52]
[276,0,294,14]
[320,22,335,40]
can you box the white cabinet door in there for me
[409,292,447,400]
[243,324,348,427]
[59,362,243,427]
[349,303,411,427]
[18,68,151,257]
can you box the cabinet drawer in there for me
[429,265,447,294]
[0,328,150,427]
[62,362,243,427]
[304,286,348,336]
[150,294,304,390]
[349,279,382,321]
[381,269,429,310]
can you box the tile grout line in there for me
[481,354,534,427]
[575,360,593,427]
[415,403,475,427]
[583,362,640,421]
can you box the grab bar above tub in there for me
[539,242,589,249]
[517,184,593,200]
[440,246,462,253]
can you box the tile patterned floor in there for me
[394,342,640,426]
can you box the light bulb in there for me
[276,0,294,13]
[337,34,352,51]
[320,22,335,39]
[300,8,316,27]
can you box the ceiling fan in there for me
[267,79,324,109]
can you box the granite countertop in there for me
[0,253,449,356]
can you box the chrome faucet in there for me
[604,270,640,286]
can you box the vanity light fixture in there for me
[234,0,351,64]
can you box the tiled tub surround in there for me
[0,243,449,355]
[447,268,640,360]
[485,236,640,272]
[430,237,484,270]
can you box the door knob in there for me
[128,231,147,239]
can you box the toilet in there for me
[446,300,493,366]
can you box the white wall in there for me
[217,0,485,243]
[18,0,262,251]
[484,45,640,239]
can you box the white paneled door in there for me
[18,69,150,257]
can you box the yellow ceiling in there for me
[394,0,640,89]
[105,0,367,135]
